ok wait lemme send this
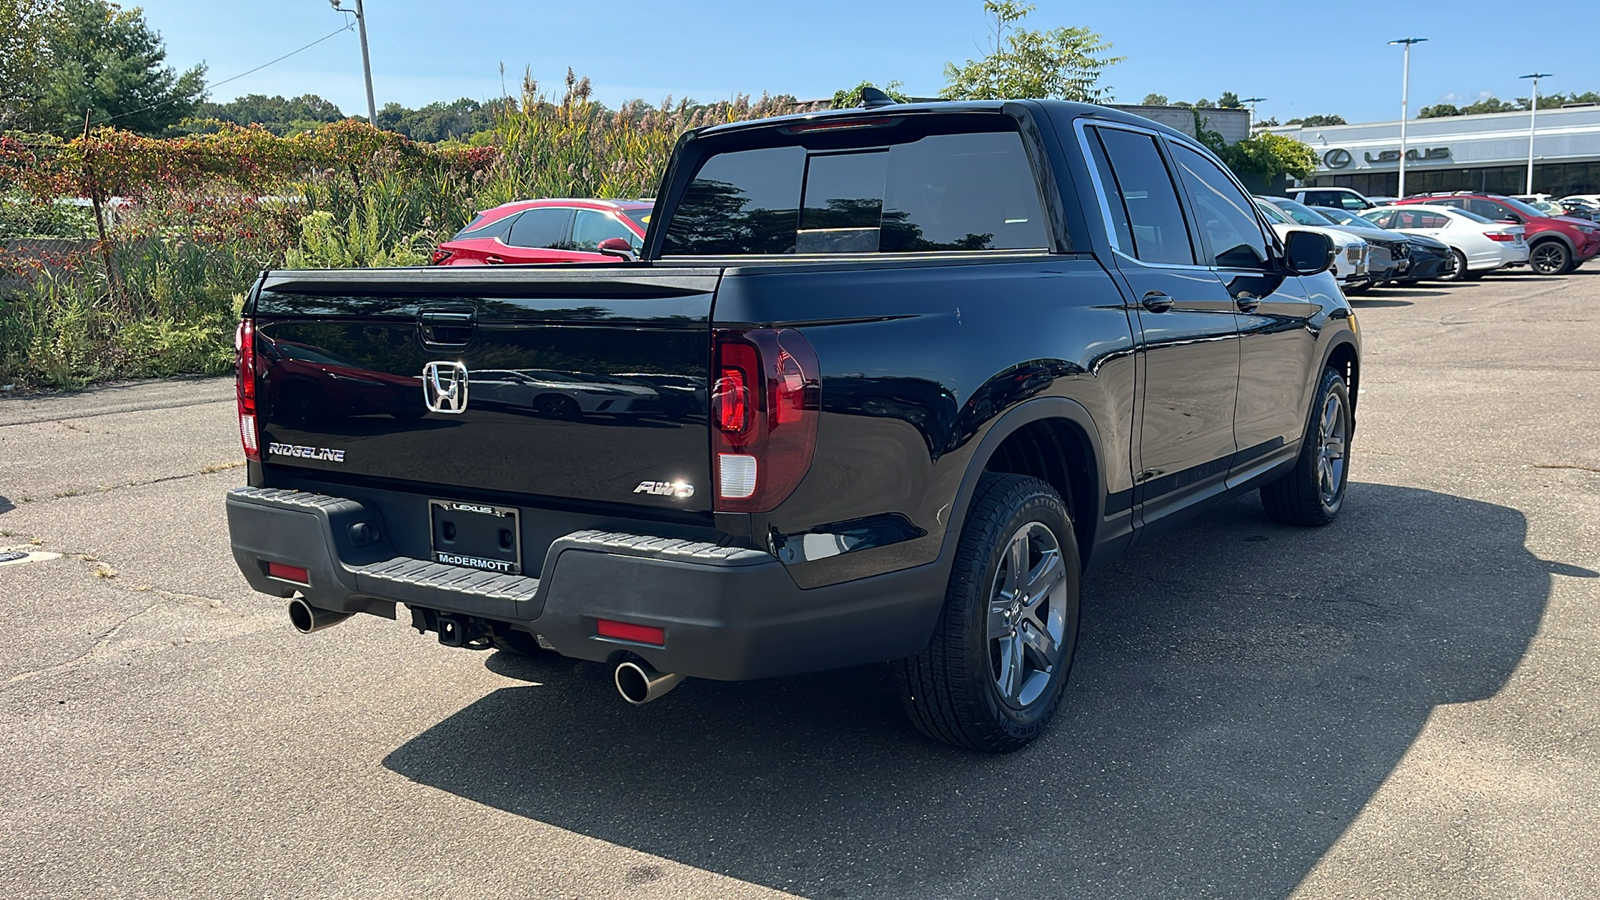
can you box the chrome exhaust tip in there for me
[614,659,685,705]
[288,597,352,634]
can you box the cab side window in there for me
[1088,127,1196,266]
[1169,144,1270,270]
[571,210,641,251]
[506,208,572,249]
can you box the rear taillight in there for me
[1486,232,1516,242]
[711,329,820,513]
[431,248,455,265]
[236,318,260,461]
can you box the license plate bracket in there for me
[429,500,522,575]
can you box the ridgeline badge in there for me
[268,442,346,463]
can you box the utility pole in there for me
[331,0,377,125]
[1521,72,1553,195]
[1242,97,1266,131]
[1389,38,1427,199]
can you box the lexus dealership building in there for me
[1270,105,1600,197]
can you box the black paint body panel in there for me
[231,100,1360,679]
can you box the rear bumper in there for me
[226,486,945,680]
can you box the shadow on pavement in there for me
[0,495,14,515]
[1348,298,1414,308]
[385,484,1555,898]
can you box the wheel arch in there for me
[1530,231,1576,253]
[1323,338,1360,414]
[941,398,1110,572]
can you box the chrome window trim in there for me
[1073,118,1214,273]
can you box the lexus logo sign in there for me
[1324,148,1353,169]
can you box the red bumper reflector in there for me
[596,619,665,646]
[267,562,309,584]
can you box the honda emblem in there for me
[423,361,469,414]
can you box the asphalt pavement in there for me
[2,271,1598,899]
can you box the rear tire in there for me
[1529,239,1572,276]
[892,473,1080,753]
[1261,366,1352,527]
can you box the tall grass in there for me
[0,71,819,388]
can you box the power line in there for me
[40,21,356,137]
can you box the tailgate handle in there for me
[420,310,476,346]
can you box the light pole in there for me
[1520,72,1553,194]
[1242,97,1266,131]
[330,0,377,126]
[1390,38,1427,199]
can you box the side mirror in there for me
[597,237,637,262]
[1499,215,1522,225]
[1282,230,1335,276]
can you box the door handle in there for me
[1140,291,1174,313]
[419,309,476,346]
[484,255,505,265]
[1234,292,1261,313]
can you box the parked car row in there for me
[1289,186,1600,277]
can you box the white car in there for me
[468,369,660,419]
[1359,205,1528,280]
[1254,200,1370,290]
[1287,186,1376,211]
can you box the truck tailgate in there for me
[250,267,722,512]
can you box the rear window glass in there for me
[452,212,508,240]
[662,129,1049,255]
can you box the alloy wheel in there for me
[987,521,1069,709]
[1531,242,1569,275]
[1317,390,1348,506]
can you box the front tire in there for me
[1261,366,1352,527]
[893,473,1080,753]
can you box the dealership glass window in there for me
[1089,127,1195,265]
[506,207,572,249]
[1169,143,1270,269]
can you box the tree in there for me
[31,0,205,135]
[1195,113,1317,183]
[831,81,910,109]
[194,93,345,136]
[0,0,57,129]
[940,1,1123,102]
[1421,96,1522,118]
[1286,114,1345,127]
[1217,91,1243,109]
[1140,93,1168,106]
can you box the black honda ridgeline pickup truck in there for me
[227,99,1359,752]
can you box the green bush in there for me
[0,193,95,239]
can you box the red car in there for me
[1396,192,1600,275]
[432,198,652,265]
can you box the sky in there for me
[134,1,1596,125]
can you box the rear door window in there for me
[1468,198,1511,221]
[1087,127,1195,266]
[661,129,1048,255]
[506,207,573,249]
